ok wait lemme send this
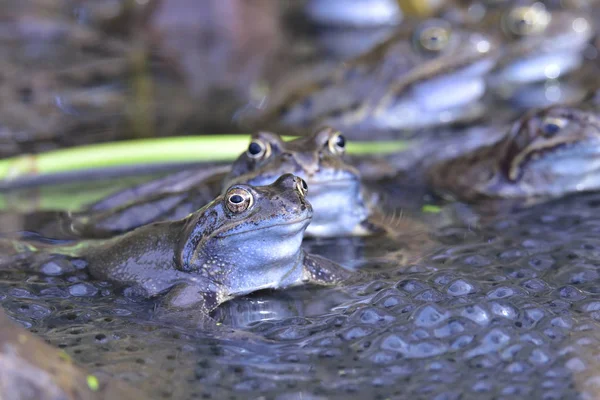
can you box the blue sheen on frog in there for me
[2,175,354,318]
[71,128,377,239]
[426,104,600,202]
[242,18,499,134]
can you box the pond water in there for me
[2,176,600,399]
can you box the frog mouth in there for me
[216,217,311,238]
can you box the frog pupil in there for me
[230,195,244,204]
[301,179,308,191]
[248,142,263,155]
[335,135,346,148]
[542,123,561,136]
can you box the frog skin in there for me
[425,104,600,202]
[71,127,379,239]
[223,128,376,237]
[443,2,595,107]
[488,4,593,87]
[240,18,498,135]
[305,0,403,28]
[4,175,354,320]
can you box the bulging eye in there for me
[540,117,568,137]
[327,131,346,155]
[415,25,451,52]
[295,177,308,197]
[503,6,550,37]
[226,188,253,213]
[247,139,271,159]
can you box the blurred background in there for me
[0,0,463,156]
[1,0,599,157]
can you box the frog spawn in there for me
[5,187,600,398]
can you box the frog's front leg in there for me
[155,282,224,331]
[301,252,356,286]
[155,283,270,343]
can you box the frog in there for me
[240,3,595,137]
[442,1,595,108]
[3,175,355,322]
[238,18,499,137]
[305,0,403,28]
[68,127,381,239]
[425,103,600,202]
[488,3,592,86]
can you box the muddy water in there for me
[2,176,600,399]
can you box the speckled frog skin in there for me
[75,127,378,238]
[241,19,498,134]
[426,104,600,202]
[223,127,375,237]
[10,175,353,316]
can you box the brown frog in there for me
[239,18,499,136]
[426,103,600,202]
[2,175,355,322]
[71,127,382,239]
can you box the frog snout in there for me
[273,173,308,195]
[272,174,310,208]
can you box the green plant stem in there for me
[0,135,409,181]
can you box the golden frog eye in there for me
[503,6,550,37]
[225,188,254,213]
[540,116,569,137]
[246,139,271,160]
[416,26,451,52]
[295,177,308,197]
[327,131,346,155]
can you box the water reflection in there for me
[214,286,358,329]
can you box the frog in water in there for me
[5,175,354,318]
[239,18,498,136]
[240,4,593,136]
[490,3,593,108]
[70,127,379,239]
[443,1,595,108]
[426,103,600,202]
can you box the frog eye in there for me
[503,6,550,37]
[226,188,254,213]
[415,26,451,52]
[327,131,346,155]
[295,177,308,197]
[540,117,568,137]
[247,139,271,160]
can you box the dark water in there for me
[2,179,600,399]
